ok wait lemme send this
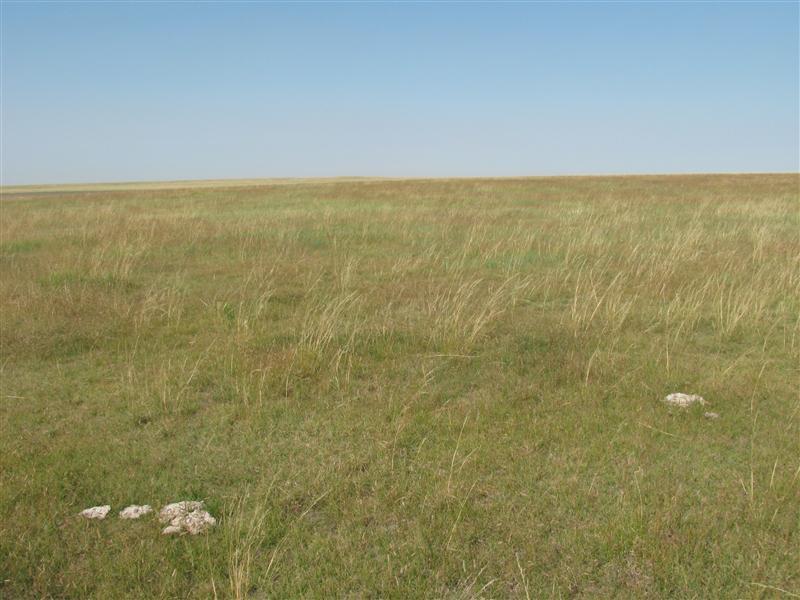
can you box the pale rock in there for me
[119,504,153,519]
[663,393,706,408]
[704,411,720,419]
[159,500,216,535]
[158,501,205,523]
[80,505,111,520]
[161,525,183,535]
[176,509,217,535]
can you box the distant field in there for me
[1,174,798,598]
[0,176,390,195]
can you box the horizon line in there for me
[2,170,798,194]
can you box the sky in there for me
[1,2,798,185]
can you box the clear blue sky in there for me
[2,2,798,184]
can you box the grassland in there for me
[1,174,798,598]
[0,177,389,195]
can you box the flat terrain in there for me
[1,174,798,598]
[0,177,390,195]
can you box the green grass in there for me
[1,174,798,598]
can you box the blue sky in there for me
[2,2,798,184]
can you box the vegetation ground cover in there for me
[1,174,798,598]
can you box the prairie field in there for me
[1,174,798,598]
